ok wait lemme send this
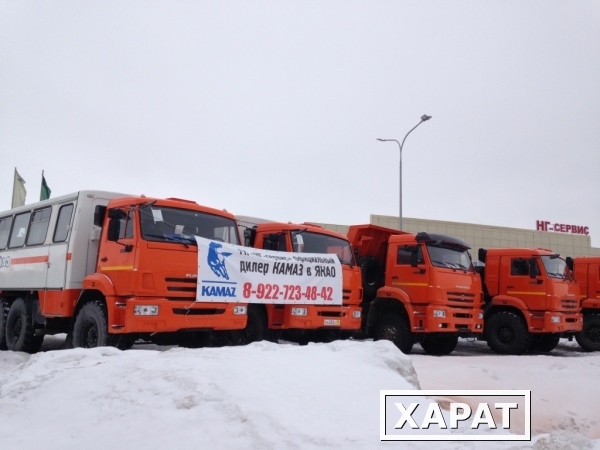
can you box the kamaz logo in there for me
[207,241,232,280]
[0,256,10,269]
[201,285,236,297]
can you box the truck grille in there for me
[447,292,476,304]
[165,277,196,298]
[561,299,578,309]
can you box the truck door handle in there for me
[101,257,108,262]
[507,285,514,289]
[392,276,399,279]
[413,269,426,274]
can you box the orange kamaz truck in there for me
[477,248,582,354]
[241,222,362,344]
[348,224,483,355]
[566,257,600,351]
[0,191,247,353]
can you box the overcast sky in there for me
[1,1,599,245]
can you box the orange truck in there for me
[477,248,582,354]
[566,257,600,351]
[240,222,363,343]
[348,224,483,355]
[0,191,247,353]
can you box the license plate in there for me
[324,319,341,326]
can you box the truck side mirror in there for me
[410,251,419,268]
[107,208,126,220]
[244,228,256,247]
[529,259,540,278]
[107,218,121,242]
[94,205,107,227]
[566,257,574,271]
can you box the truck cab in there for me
[0,191,248,352]
[348,224,483,355]
[478,248,582,354]
[242,222,362,343]
[567,256,600,351]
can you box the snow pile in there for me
[1,338,599,449]
[0,340,420,449]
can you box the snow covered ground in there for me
[0,336,598,450]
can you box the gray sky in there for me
[1,1,599,246]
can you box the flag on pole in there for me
[11,168,26,208]
[40,171,51,201]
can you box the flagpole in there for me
[12,167,16,208]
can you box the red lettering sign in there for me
[536,220,589,235]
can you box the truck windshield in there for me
[426,244,473,272]
[139,205,239,245]
[290,231,354,266]
[541,255,574,281]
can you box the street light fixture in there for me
[377,114,432,231]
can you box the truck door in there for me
[96,207,138,296]
[388,243,429,302]
[503,256,547,310]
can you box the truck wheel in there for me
[357,256,384,302]
[529,333,560,353]
[575,313,600,352]
[239,306,267,345]
[420,334,459,356]
[73,301,110,348]
[486,311,531,355]
[5,297,44,353]
[111,334,137,350]
[374,314,414,354]
[0,298,8,350]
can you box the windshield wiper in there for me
[432,260,453,268]
[144,233,196,248]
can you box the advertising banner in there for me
[196,236,342,305]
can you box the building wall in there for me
[313,215,600,259]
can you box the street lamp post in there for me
[377,114,432,231]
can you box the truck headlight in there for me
[433,309,446,318]
[353,310,361,318]
[478,312,483,320]
[134,305,159,316]
[291,308,307,316]
[234,306,247,315]
[551,316,561,323]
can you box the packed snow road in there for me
[0,336,598,450]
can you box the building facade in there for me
[316,215,600,259]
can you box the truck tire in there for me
[72,301,111,348]
[529,333,560,353]
[575,313,600,352]
[0,298,8,350]
[239,305,267,345]
[486,311,531,355]
[5,297,44,353]
[357,256,384,302]
[420,334,459,356]
[374,313,414,354]
[111,334,136,350]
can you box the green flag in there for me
[40,173,51,201]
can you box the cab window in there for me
[397,245,424,265]
[511,258,532,276]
